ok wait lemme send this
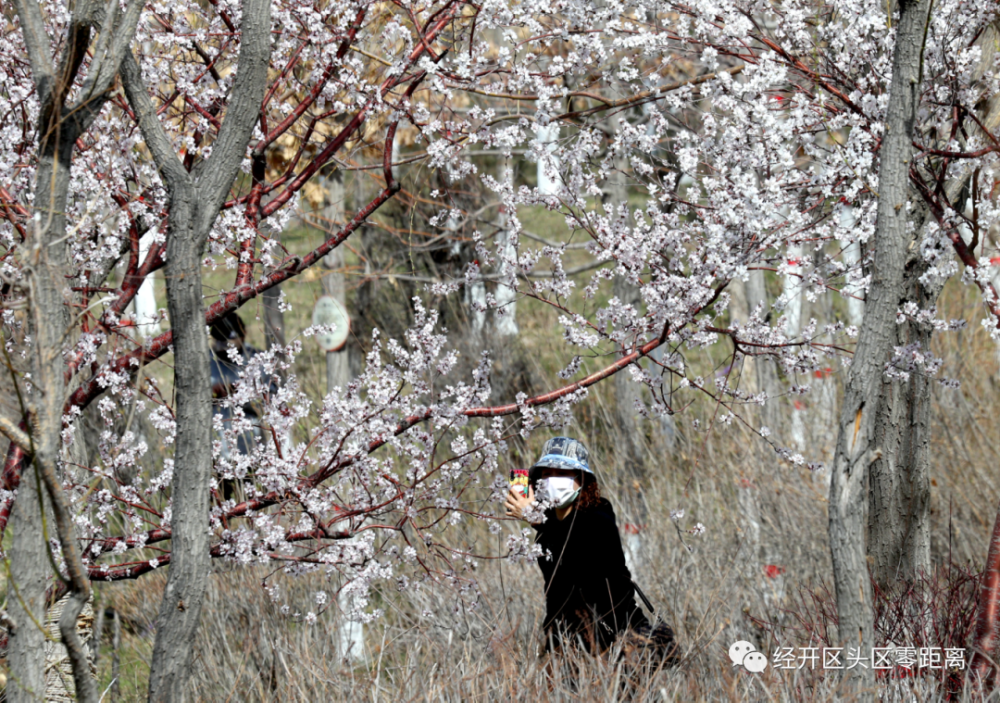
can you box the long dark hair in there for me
[576,473,601,510]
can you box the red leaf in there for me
[764,564,785,579]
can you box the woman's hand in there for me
[504,485,536,522]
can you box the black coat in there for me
[534,497,648,651]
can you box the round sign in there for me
[312,295,350,352]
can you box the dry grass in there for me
[40,201,1000,700]
[93,279,1000,700]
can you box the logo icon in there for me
[729,641,768,673]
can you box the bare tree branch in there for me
[0,415,30,453]
[193,0,273,226]
[10,0,55,105]
[78,0,146,105]
[119,53,191,187]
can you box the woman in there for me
[505,436,649,654]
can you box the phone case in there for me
[510,468,529,497]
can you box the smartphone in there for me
[509,468,529,497]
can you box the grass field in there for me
[6,178,1000,701]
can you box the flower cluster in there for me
[0,0,997,624]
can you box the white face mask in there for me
[538,476,581,509]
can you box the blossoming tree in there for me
[2,0,1000,697]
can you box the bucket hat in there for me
[529,436,593,483]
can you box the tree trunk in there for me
[134,229,163,338]
[828,0,930,687]
[147,194,215,702]
[868,242,937,590]
[26,116,99,703]
[8,125,76,703]
[320,172,350,392]
[263,285,285,347]
[745,269,781,433]
[612,274,646,478]
[867,19,1000,593]
[120,0,271,695]
[316,177,363,661]
[865,20,1000,589]
[812,248,839,458]
[536,124,559,196]
[840,205,866,327]
[6,464,47,702]
[731,277,780,605]
[92,604,104,664]
[262,222,285,353]
[782,244,806,450]
[494,157,518,338]
[111,608,122,701]
[7,1,145,695]
[605,116,646,485]
[43,593,97,700]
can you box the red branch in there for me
[64,180,397,414]
[89,525,356,581]
[63,7,455,412]
[913,142,999,159]
[2,0,725,588]
[971,500,1000,684]
[911,162,1000,684]
[252,8,368,156]
[84,283,723,567]
[64,225,166,378]
[0,441,26,537]
[0,184,29,242]
[258,7,458,220]
[910,172,1000,326]
[236,151,267,287]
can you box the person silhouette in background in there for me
[210,312,271,501]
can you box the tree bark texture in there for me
[494,157,519,338]
[8,0,145,697]
[866,18,1000,599]
[866,17,998,592]
[612,275,646,479]
[867,235,938,590]
[6,465,47,702]
[782,244,806,450]
[30,128,101,703]
[124,0,271,698]
[147,193,215,702]
[828,0,930,688]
